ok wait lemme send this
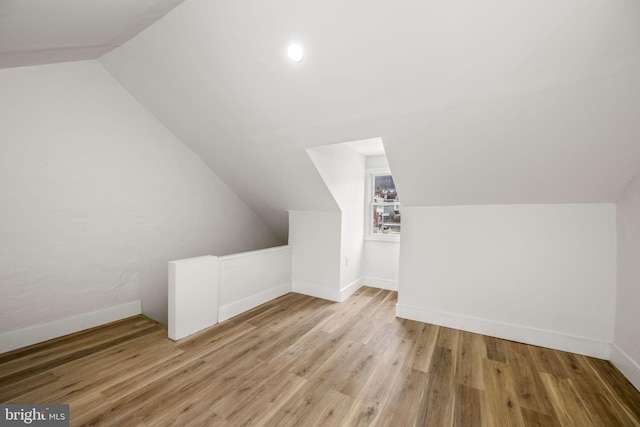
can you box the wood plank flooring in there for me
[2,287,640,426]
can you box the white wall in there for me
[100,0,640,246]
[169,246,292,341]
[363,240,400,290]
[218,245,292,321]
[302,148,401,294]
[168,255,218,341]
[289,210,342,301]
[366,155,389,170]
[307,144,366,296]
[336,149,366,295]
[363,153,399,289]
[397,203,617,358]
[0,61,281,339]
[613,172,640,390]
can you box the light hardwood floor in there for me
[1,287,639,426]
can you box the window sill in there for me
[365,234,400,243]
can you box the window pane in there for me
[374,175,399,202]
[371,173,400,236]
[372,202,401,235]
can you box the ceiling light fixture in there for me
[287,43,304,62]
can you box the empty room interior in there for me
[1,0,640,425]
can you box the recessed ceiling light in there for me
[287,43,304,62]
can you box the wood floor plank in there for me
[396,318,424,342]
[64,391,123,427]
[557,351,639,426]
[175,318,256,354]
[407,322,439,373]
[332,344,380,398]
[253,309,334,362]
[437,326,460,353]
[284,319,355,380]
[344,316,384,345]
[583,357,640,424]
[454,384,485,427]
[520,407,561,427]
[539,372,598,427]
[94,358,215,425]
[304,338,364,390]
[303,389,353,427]
[100,349,203,400]
[0,370,57,402]
[505,341,556,416]
[419,346,456,426]
[344,334,408,426]
[484,335,507,363]
[376,366,431,427]
[371,291,397,322]
[222,369,307,426]
[483,359,525,427]
[455,331,487,390]
[0,323,158,386]
[529,345,569,379]
[0,316,152,365]
[263,382,350,427]
[1,287,639,427]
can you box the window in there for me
[366,168,400,240]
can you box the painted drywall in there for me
[363,240,399,290]
[366,155,389,170]
[397,204,617,358]
[169,246,292,341]
[168,255,218,341]
[613,172,640,390]
[289,210,342,301]
[100,0,640,244]
[301,144,399,298]
[218,245,292,321]
[0,60,281,336]
[307,144,365,293]
[0,0,188,69]
[363,154,399,290]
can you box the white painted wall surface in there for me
[101,0,640,246]
[218,246,292,321]
[307,144,365,295]
[0,61,281,339]
[363,240,399,290]
[366,155,389,170]
[168,246,292,341]
[397,204,617,358]
[363,153,399,290]
[336,148,365,296]
[289,210,342,301]
[168,256,218,341]
[614,172,640,390]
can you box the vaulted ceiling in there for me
[3,0,640,241]
[0,0,187,68]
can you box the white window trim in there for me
[365,168,400,242]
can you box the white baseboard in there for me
[0,301,142,354]
[218,282,291,322]
[292,280,341,302]
[396,303,611,359]
[340,278,364,301]
[610,344,640,392]
[364,276,398,291]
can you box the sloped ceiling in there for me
[6,0,640,241]
[0,0,187,68]
[100,0,640,240]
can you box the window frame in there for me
[365,168,401,242]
